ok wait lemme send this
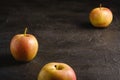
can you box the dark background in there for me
[0,0,120,80]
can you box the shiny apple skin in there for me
[89,7,113,27]
[10,34,38,62]
[38,62,77,80]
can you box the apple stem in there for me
[55,65,60,70]
[100,3,102,10]
[55,65,58,69]
[24,27,28,36]
[54,65,63,70]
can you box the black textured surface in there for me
[0,0,120,80]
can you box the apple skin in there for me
[38,62,77,80]
[10,34,38,62]
[89,6,113,27]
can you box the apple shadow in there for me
[80,22,94,29]
[0,53,27,68]
[77,22,108,30]
[74,20,94,29]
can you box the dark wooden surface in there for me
[0,0,120,80]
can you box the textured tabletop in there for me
[0,0,120,80]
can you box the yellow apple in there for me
[38,62,77,80]
[89,4,113,28]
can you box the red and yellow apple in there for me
[10,28,39,62]
[38,62,77,80]
[89,4,113,28]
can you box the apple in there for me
[10,28,39,62]
[89,4,113,28]
[38,62,77,80]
